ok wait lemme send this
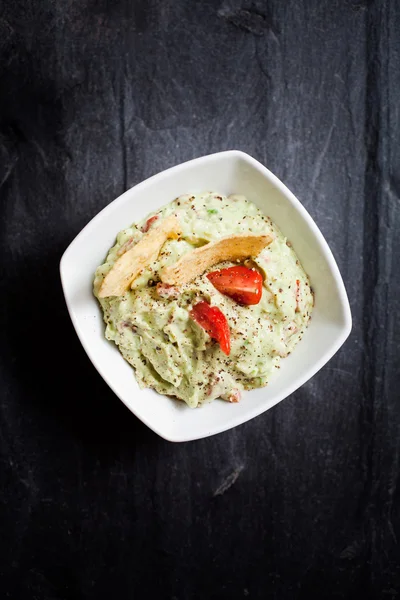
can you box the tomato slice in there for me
[207,265,263,305]
[190,301,231,355]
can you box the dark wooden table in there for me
[1,1,399,598]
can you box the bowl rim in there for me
[60,150,352,442]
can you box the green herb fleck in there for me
[207,208,218,215]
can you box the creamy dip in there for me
[94,192,313,408]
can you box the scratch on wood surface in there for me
[325,366,358,381]
[340,539,363,560]
[0,159,18,189]
[218,8,272,37]
[214,465,244,496]
[310,122,335,193]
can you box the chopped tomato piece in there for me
[190,301,231,355]
[227,390,241,403]
[207,265,263,305]
[295,279,301,313]
[142,215,159,233]
[116,237,135,256]
[156,282,179,299]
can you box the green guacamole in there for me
[94,192,313,408]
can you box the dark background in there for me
[1,0,399,598]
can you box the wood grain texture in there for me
[0,0,399,598]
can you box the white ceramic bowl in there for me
[60,151,351,442]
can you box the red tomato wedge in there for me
[207,265,263,305]
[190,301,231,355]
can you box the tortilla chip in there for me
[160,233,273,286]
[98,215,181,297]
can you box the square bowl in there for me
[60,151,351,442]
